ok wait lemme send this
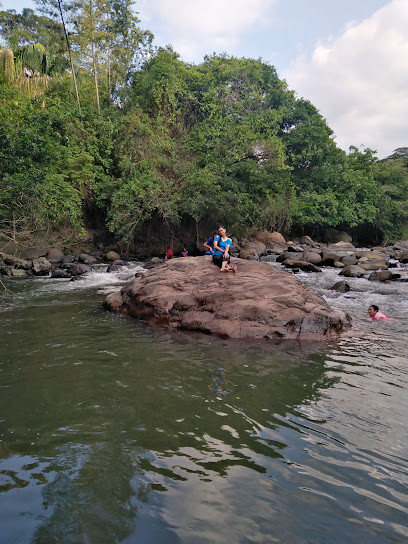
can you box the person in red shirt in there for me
[165,248,173,260]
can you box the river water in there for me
[0,260,407,544]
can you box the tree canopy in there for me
[0,4,407,248]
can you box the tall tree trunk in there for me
[57,0,81,110]
[107,45,111,104]
[89,0,100,112]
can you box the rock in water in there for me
[103,257,351,340]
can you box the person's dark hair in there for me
[370,304,379,312]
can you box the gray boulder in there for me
[78,253,98,265]
[327,241,355,251]
[300,235,319,247]
[339,265,367,278]
[393,241,408,251]
[32,257,52,276]
[321,250,340,266]
[71,263,91,276]
[302,251,322,265]
[10,269,27,277]
[239,241,266,259]
[0,252,31,269]
[51,269,71,278]
[368,270,394,281]
[105,250,121,261]
[399,250,408,263]
[329,280,351,292]
[63,255,75,264]
[341,255,358,266]
[282,258,321,272]
[46,248,64,263]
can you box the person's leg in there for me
[213,255,223,269]
[220,256,231,272]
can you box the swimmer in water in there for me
[367,305,391,320]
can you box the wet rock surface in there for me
[104,257,351,341]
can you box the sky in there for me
[2,0,407,158]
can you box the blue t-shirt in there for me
[213,235,232,256]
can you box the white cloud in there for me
[284,0,408,158]
[138,0,275,62]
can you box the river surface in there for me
[1,259,407,544]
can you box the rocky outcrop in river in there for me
[103,257,351,341]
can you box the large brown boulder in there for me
[239,241,266,259]
[302,251,322,265]
[46,248,64,263]
[104,257,351,341]
[256,230,286,246]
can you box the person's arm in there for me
[223,239,231,257]
[203,239,213,253]
[213,236,221,252]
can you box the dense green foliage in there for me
[0,3,407,247]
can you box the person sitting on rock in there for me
[213,226,237,273]
[203,232,217,255]
[165,248,173,260]
[181,248,188,257]
[367,305,391,320]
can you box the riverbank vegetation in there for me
[1,2,408,252]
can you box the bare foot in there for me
[231,265,237,273]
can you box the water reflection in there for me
[206,367,232,396]
[1,275,408,543]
